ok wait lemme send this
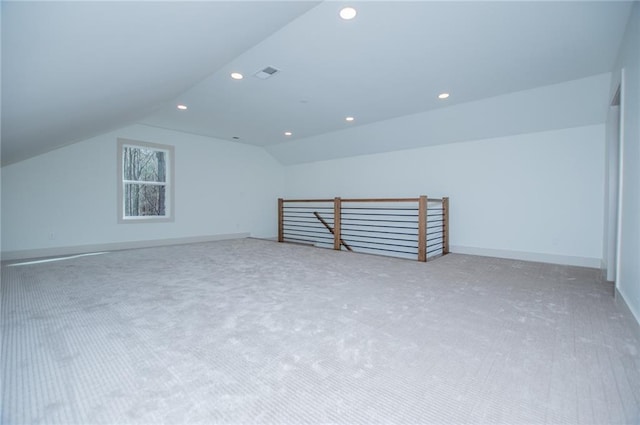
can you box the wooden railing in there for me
[278,196,449,262]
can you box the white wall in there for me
[285,125,605,267]
[268,73,610,165]
[609,3,640,323]
[1,124,284,258]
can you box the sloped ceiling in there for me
[1,1,319,165]
[1,1,634,166]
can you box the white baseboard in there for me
[450,245,600,268]
[1,233,250,262]
[615,287,640,333]
[600,259,617,283]
[257,236,279,241]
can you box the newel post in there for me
[418,195,427,262]
[278,198,284,243]
[334,197,342,251]
[443,197,449,254]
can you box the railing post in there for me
[334,197,342,251]
[443,197,449,254]
[278,198,284,243]
[418,195,427,262]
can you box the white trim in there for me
[615,287,640,332]
[603,100,621,282]
[614,68,625,292]
[117,138,175,223]
[450,245,600,268]
[600,259,613,282]
[0,233,249,262]
[123,180,166,186]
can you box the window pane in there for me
[123,147,167,182]
[124,184,167,217]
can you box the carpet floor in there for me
[1,238,639,424]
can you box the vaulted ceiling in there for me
[1,1,634,166]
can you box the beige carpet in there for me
[1,238,639,424]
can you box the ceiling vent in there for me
[254,66,280,80]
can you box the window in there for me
[117,139,174,222]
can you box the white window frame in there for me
[117,138,175,223]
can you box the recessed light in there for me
[345,116,355,122]
[438,93,450,99]
[340,7,357,20]
[177,104,188,110]
[230,72,244,80]
[284,131,292,136]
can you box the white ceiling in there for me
[1,1,634,166]
[1,1,319,165]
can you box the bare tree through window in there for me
[118,139,173,221]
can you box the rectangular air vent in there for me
[254,66,280,80]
